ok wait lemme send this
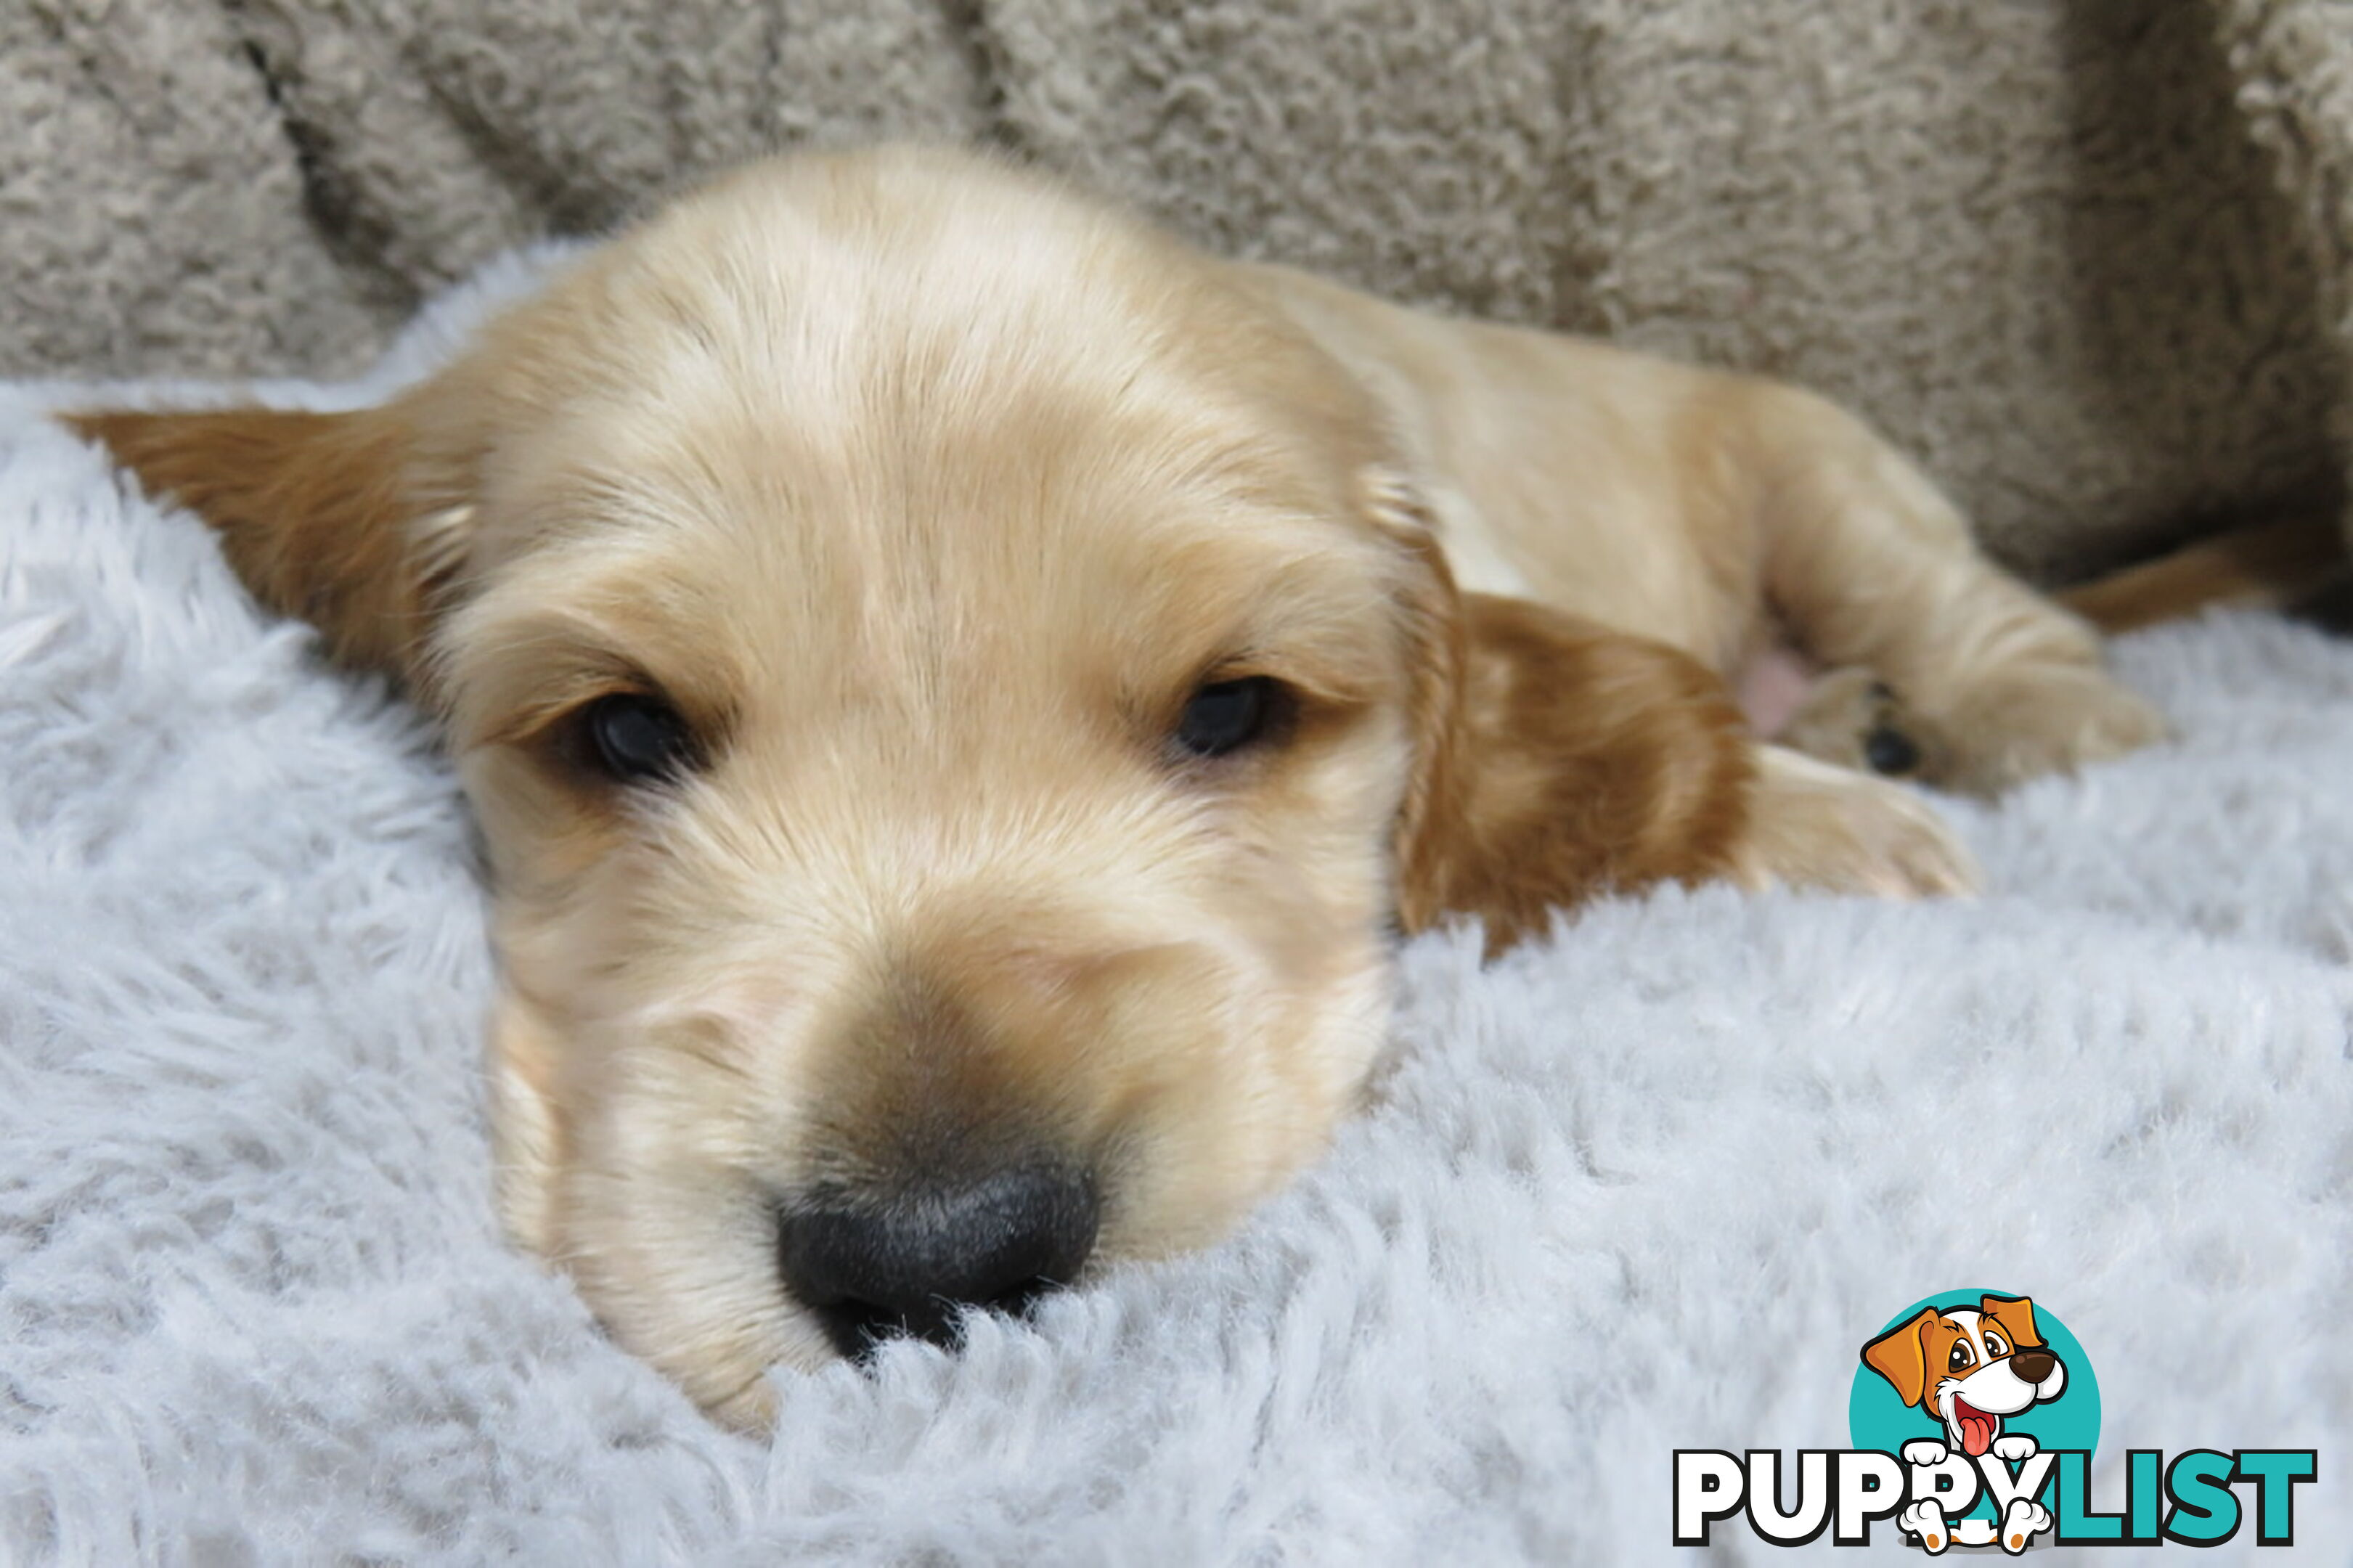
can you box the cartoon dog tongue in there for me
[1953,1400,1997,1457]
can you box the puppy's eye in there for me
[1949,1342,1975,1372]
[1175,676,1281,759]
[577,693,696,784]
[1984,1333,2007,1357]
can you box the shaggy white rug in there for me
[3,264,2349,1564]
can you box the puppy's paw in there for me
[1999,1497,2053,1553]
[1923,661,2166,796]
[1734,746,1978,899]
[1990,1434,2038,1463]
[1777,666,1936,780]
[1900,1499,1953,1554]
[1902,1439,1952,1467]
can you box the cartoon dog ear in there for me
[1979,1294,2043,1349]
[1369,475,1756,957]
[68,401,476,693]
[1861,1307,1943,1408]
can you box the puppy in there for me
[1864,1294,2068,1552]
[68,145,2158,1428]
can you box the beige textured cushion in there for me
[7,0,2348,579]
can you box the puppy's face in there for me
[454,167,1431,1426]
[75,148,1754,1429]
[1862,1295,2064,1458]
[89,153,1432,1426]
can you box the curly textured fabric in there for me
[1,250,2349,1565]
[2215,0,2353,562]
[2,1,2349,575]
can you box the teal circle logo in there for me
[1849,1289,2099,1526]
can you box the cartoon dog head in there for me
[1861,1294,2068,1458]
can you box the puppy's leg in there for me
[1748,386,2164,796]
[1900,1498,1955,1555]
[1770,666,1941,780]
[1731,744,1978,899]
[1398,596,1975,958]
[1999,1497,2053,1553]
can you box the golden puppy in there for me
[69,145,2159,1429]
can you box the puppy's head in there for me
[75,147,1749,1427]
[1861,1295,2064,1455]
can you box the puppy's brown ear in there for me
[68,404,467,685]
[1861,1308,1941,1409]
[1378,493,1755,957]
[1978,1294,2043,1349]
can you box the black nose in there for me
[2008,1347,2057,1384]
[777,1161,1100,1356]
[1864,722,1921,776]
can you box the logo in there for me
[1673,1289,2316,1552]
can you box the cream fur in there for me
[1247,264,2166,796]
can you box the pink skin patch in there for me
[1953,1398,1997,1458]
[1734,643,1819,738]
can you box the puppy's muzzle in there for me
[776,1160,1101,1355]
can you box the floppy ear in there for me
[1861,1307,1941,1408]
[67,404,470,687]
[1376,489,1755,957]
[1979,1294,2043,1349]
[486,984,568,1261]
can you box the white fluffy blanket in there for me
[4,269,2349,1564]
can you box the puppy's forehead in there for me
[467,155,1399,697]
